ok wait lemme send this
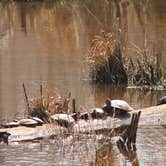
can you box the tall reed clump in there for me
[87,32,166,87]
[125,43,166,87]
[86,31,128,85]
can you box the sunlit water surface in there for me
[0,1,166,165]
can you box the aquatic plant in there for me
[23,84,72,123]
[125,41,166,87]
[86,31,128,85]
[87,31,166,87]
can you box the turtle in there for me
[78,108,106,120]
[51,114,75,128]
[157,96,166,105]
[30,117,44,126]
[30,108,50,123]
[79,112,90,120]
[90,108,106,119]
[103,98,133,118]
[3,121,20,128]
[19,118,38,127]
[71,112,80,121]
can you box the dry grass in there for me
[86,31,128,84]
[23,84,72,123]
[125,43,166,87]
[87,31,166,87]
[30,92,71,115]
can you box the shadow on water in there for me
[0,0,166,165]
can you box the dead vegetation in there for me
[86,31,128,85]
[23,84,72,123]
[125,42,166,87]
[86,31,166,88]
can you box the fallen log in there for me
[73,104,166,133]
[133,104,166,126]
[0,104,166,143]
[0,124,67,142]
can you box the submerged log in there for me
[0,104,166,143]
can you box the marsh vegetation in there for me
[0,0,166,165]
[86,0,166,88]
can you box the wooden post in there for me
[132,111,141,144]
[119,111,141,151]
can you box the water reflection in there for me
[0,1,166,119]
[0,135,138,166]
[0,0,166,165]
[0,126,165,166]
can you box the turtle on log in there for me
[103,98,133,118]
[51,114,75,128]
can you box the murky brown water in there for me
[0,0,166,165]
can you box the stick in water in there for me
[22,83,31,114]
[40,84,43,107]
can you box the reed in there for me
[86,31,128,85]
[23,84,72,123]
[125,42,166,87]
[87,32,166,87]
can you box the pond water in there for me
[0,0,166,165]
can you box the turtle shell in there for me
[111,100,133,112]
[79,112,90,120]
[90,108,104,114]
[30,117,44,125]
[51,114,75,123]
[19,119,38,127]
[3,121,20,128]
[51,114,75,128]
[90,108,105,119]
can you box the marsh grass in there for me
[23,84,72,123]
[125,42,166,87]
[86,31,128,85]
[87,32,166,88]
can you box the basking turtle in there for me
[79,112,90,120]
[157,96,166,105]
[103,98,133,118]
[19,118,38,127]
[51,114,75,128]
[78,108,106,120]
[30,117,44,126]
[71,112,80,121]
[102,99,113,116]
[90,108,106,119]
[30,108,50,123]
[3,121,20,128]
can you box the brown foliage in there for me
[87,32,165,87]
[86,31,128,84]
[24,87,72,123]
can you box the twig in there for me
[40,84,43,107]
[83,4,103,28]
[72,98,76,114]
[22,83,31,115]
